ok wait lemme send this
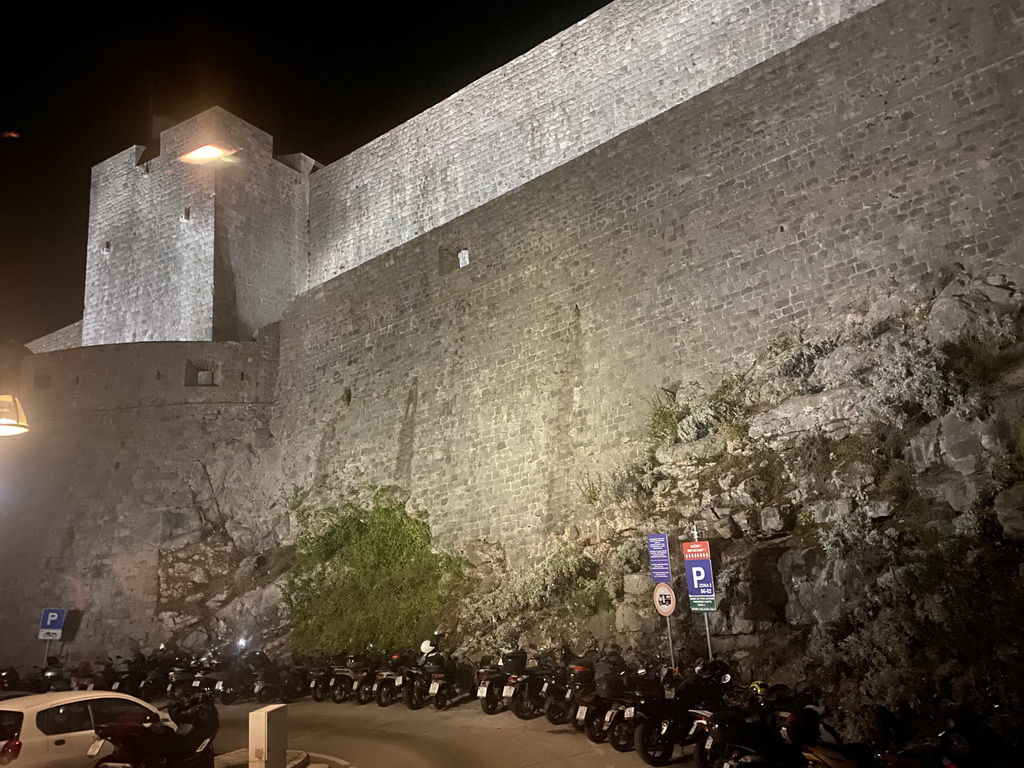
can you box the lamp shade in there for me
[0,393,29,436]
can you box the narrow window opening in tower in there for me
[184,360,218,387]
[458,249,470,268]
[181,206,191,222]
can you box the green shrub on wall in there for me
[283,487,470,652]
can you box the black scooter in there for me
[88,692,219,768]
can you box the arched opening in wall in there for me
[184,360,218,387]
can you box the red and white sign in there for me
[653,583,676,617]
[682,541,711,560]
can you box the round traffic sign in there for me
[653,582,676,617]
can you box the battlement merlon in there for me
[159,106,274,161]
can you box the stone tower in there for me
[82,108,318,345]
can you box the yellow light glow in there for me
[0,394,29,436]
[179,144,237,164]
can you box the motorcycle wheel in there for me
[609,719,635,753]
[331,683,350,703]
[356,681,374,705]
[376,682,396,707]
[433,689,450,711]
[584,709,609,744]
[219,689,238,706]
[256,686,274,704]
[480,687,501,715]
[634,720,674,766]
[402,684,427,710]
[510,692,542,720]
[694,739,729,768]
[544,695,571,726]
[312,683,326,702]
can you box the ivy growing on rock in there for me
[283,486,470,652]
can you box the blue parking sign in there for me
[39,609,66,640]
[40,609,65,630]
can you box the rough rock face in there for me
[747,388,871,445]
[994,484,1024,540]
[938,406,1012,476]
[778,547,865,625]
[925,275,1023,347]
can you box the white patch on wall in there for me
[458,249,470,268]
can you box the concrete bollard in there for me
[248,704,287,768]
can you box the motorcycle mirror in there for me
[721,673,732,684]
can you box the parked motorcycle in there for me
[634,657,737,766]
[374,650,415,707]
[425,646,474,711]
[401,641,435,711]
[543,645,598,727]
[475,653,509,715]
[574,645,630,744]
[504,647,567,721]
[330,648,379,704]
[89,691,219,768]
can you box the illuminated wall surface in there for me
[3,0,1023,655]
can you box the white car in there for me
[0,690,173,768]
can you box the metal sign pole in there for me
[666,617,676,669]
[703,614,713,661]
[42,640,51,668]
[693,523,714,661]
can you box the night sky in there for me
[1,3,612,346]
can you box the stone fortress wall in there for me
[306,0,886,286]
[275,0,1024,557]
[0,336,278,658]
[2,0,1023,655]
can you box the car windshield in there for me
[0,710,23,740]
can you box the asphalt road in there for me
[216,697,696,768]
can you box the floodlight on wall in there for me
[0,393,29,436]
[179,144,237,165]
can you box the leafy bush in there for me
[863,339,959,424]
[677,375,753,442]
[283,487,469,652]
[575,469,604,505]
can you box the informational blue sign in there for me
[646,533,672,583]
[39,609,66,641]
